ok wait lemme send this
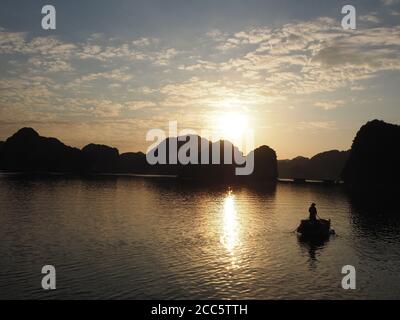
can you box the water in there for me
[0,173,399,299]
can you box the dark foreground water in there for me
[0,173,399,299]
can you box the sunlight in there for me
[217,97,247,109]
[220,190,240,253]
[215,112,249,146]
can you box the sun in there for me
[215,112,249,145]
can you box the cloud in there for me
[28,57,73,73]
[76,40,178,65]
[0,10,399,132]
[0,28,179,67]
[314,100,345,110]
[77,43,146,61]
[359,14,380,24]
[205,29,243,51]
[159,77,282,110]
[125,100,157,111]
[151,48,179,65]
[381,0,399,6]
[65,98,124,118]
[108,83,122,89]
[300,121,337,130]
[67,68,133,88]
[234,27,272,44]
[350,85,365,91]
[132,37,159,47]
[213,17,400,94]
[0,30,26,53]
[206,29,226,41]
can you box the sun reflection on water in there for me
[220,190,240,254]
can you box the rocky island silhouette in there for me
[0,120,398,190]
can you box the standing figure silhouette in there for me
[309,203,317,222]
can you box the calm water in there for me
[0,173,399,299]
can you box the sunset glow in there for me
[0,1,399,160]
[215,112,250,146]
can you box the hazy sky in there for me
[0,0,399,159]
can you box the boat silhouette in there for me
[296,219,335,240]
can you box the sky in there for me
[0,0,399,159]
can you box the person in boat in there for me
[309,203,318,222]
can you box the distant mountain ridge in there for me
[0,128,82,172]
[0,119,398,188]
[278,150,350,181]
[0,128,278,182]
[146,135,277,181]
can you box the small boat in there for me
[296,219,335,239]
